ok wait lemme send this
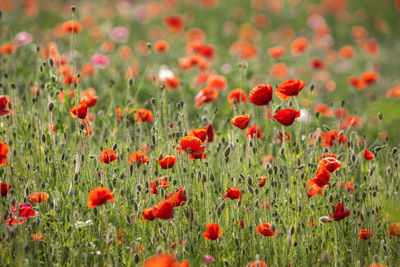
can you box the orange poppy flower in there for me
[275,79,305,101]
[348,76,366,90]
[314,104,332,117]
[246,125,264,139]
[338,45,355,59]
[363,149,374,160]
[270,63,288,79]
[99,149,117,164]
[256,222,278,237]
[247,261,267,267]
[0,42,16,54]
[358,229,373,240]
[176,136,203,153]
[154,40,169,52]
[135,109,154,123]
[0,141,9,167]
[207,75,227,91]
[362,71,379,85]
[166,188,187,207]
[268,45,285,59]
[129,151,148,165]
[165,76,180,90]
[157,155,176,169]
[307,168,331,188]
[194,87,219,108]
[1,182,12,197]
[164,15,184,34]
[387,223,400,237]
[29,192,49,203]
[222,186,242,200]
[345,181,354,192]
[273,109,300,126]
[249,84,273,106]
[227,88,247,107]
[149,177,169,194]
[386,86,400,98]
[87,186,115,208]
[32,234,44,241]
[80,88,98,107]
[202,223,222,240]
[61,20,82,34]
[69,102,88,119]
[143,253,189,267]
[231,114,251,130]
[290,37,309,56]
[152,200,174,220]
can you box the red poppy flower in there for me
[129,151,148,165]
[256,222,278,237]
[330,202,351,221]
[202,223,222,240]
[0,141,9,167]
[348,76,366,90]
[7,203,36,225]
[363,149,374,160]
[188,128,207,142]
[222,186,242,200]
[176,136,203,153]
[307,184,323,198]
[165,76,180,90]
[246,125,264,139]
[321,130,347,147]
[358,229,373,240]
[231,114,251,130]
[80,88,98,107]
[204,124,215,142]
[1,182,12,197]
[273,109,300,126]
[152,200,174,220]
[318,157,341,173]
[142,207,156,221]
[87,186,115,208]
[194,87,219,108]
[158,155,176,169]
[249,84,273,106]
[135,109,154,123]
[259,177,267,187]
[154,40,169,53]
[189,146,207,160]
[164,15,184,34]
[308,167,331,187]
[99,149,117,164]
[166,188,187,207]
[207,75,227,91]
[29,192,49,203]
[275,79,306,101]
[149,178,169,194]
[227,88,247,107]
[69,102,88,119]
[0,95,10,117]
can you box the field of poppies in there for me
[1,0,400,266]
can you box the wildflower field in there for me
[1,0,400,266]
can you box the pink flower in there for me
[109,26,129,43]
[15,32,32,46]
[91,53,110,68]
[203,255,214,264]
[7,203,36,225]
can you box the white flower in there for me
[75,220,93,229]
[158,65,174,82]
[298,109,311,123]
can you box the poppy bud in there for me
[289,225,295,235]
[136,184,142,191]
[319,216,332,224]
[392,147,398,154]
[310,84,315,91]
[378,112,383,120]
[71,5,76,12]
[134,254,139,264]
